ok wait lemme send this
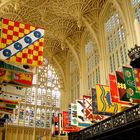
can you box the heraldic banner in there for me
[0,18,44,66]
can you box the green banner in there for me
[123,66,140,99]
[0,61,31,73]
[6,104,16,109]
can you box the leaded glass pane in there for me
[120,46,124,65]
[113,54,116,71]
[114,32,118,47]
[132,0,137,5]
[110,56,113,72]
[46,109,51,128]
[123,44,128,63]
[132,0,140,23]
[116,50,120,68]
[25,106,30,126]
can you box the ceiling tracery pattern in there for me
[44,38,62,58]
[0,0,107,88]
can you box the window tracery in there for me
[104,8,128,73]
[8,58,60,128]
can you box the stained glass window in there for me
[85,41,100,89]
[132,0,140,23]
[104,9,128,73]
[8,58,61,129]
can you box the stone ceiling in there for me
[0,0,107,88]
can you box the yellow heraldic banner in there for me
[96,84,121,114]
[0,18,44,66]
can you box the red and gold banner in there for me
[63,126,80,132]
[0,68,6,77]
[12,72,33,86]
[62,111,69,128]
[92,114,105,122]
[133,68,140,91]
[0,108,13,114]
[0,98,18,105]
[53,116,59,132]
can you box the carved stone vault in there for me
[0,0,107,89]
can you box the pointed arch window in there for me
[85,41,100,89]
[10,58,61,128]
[104,8,128,73]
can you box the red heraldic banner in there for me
[133,68,140,91]
[62,111,69,129]
[83,95,93,121]
[62,111,80,133]
[92,114,105,122]
[12,72,33,86]
[62,126,80,133]
[0,68,6,76]
[109,74,131,106]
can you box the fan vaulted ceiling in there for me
[0,0,107,88]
